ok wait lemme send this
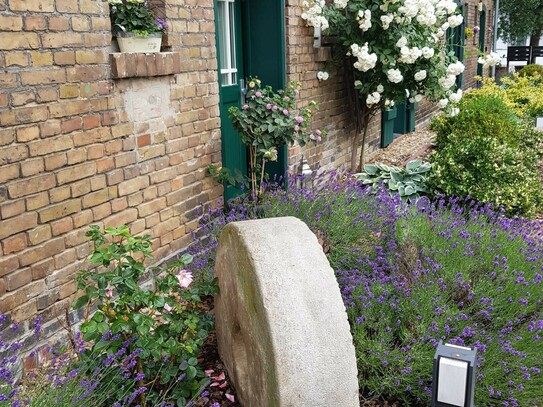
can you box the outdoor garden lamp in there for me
[296,155,314,189]
[431,341,477,407]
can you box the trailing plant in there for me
[228,77,324,198]
[108,0,168,37]
[356,159,431,203]
[74,225,213,406]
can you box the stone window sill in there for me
[110,52,181,79]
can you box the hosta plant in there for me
[356,159,431,203]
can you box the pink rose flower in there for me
[242,104,249,110]
[316,129,321,136]
[105,289,113,298]
[176,269,193,288]
[309,134,316,140]
[317,136,322,143]
[282,109,289,116]
[255,91,262,97]
[294,125,300,132]
[295,116,304,123]
[164,303,173,312]
[266,103,272,110]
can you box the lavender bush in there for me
[191,173,543,406]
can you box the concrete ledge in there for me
[110,52,181,79]
[215,217,359,407]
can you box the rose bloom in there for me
[177,269,193,288]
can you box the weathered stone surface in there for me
[215,217,359,407]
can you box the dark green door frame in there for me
[477,8,486,77]
[214,0,287,201]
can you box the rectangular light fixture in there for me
[431,341,477,407]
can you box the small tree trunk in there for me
[530,27,542,63]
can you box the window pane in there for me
[229,1,237,76]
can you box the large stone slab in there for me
[214,216,359,407]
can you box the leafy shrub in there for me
[0,316,178,407]
[75,226,213,406]
[518,64,543,78]
[356,160,431,203]
[428,94,542,216]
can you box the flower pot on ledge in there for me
[116,31,162,53]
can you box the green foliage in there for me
[356,159,431,203]
[75,225,213,406]
[228,77,324,196]
[207,164,248,190]
[428,94,542,216]
[109,1,164,37]
[518,64,543,78]
[499,0,543,45]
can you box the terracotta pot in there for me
[116,32,162,53]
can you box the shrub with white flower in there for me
[302,0,498,171]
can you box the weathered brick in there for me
[44,153,67,171]
[5,268,32,291]
[54,248,76,269]
[4,53,27,67]
[92,202,111,220]
[30,258,54,280]
[12,106,48,125]
[0,164,19,185]
[36,87,58,103]
[24,15,47,30]
[8,174,56,198]
[16,126,39,142]
[53,50,75,65]
[0,145,27,165]
[48,16,70,31]
[49,100,91,118]
[56,162,96,185]
[56,0,79,13]
[51,217,74,236]
[103,208,138,228]
[0,212,37,240]
[71,179,91,197]
[73,127,110,146]
[0,128,15,146]
[71,16,90,31]
[0,281,44,313]
[2,233,27,254]
[1,33,40,50]
[82,187,117,208]
[118,176,150,196]
[0,198,25,219]
[64,228,88,248]
[11,90,36,106]
[30,51,53,66]
[67,66,107,82]
[49,185,71,204]
[9,0,54,12]
[19,237,65,267]
[20,158,44,177]
[0,255,19,277]
[0,15,23,31]
[20,69,65,86]
[90,174,106,191]
[59,84,79,99]
[138,197,166,217]
[41,33,83,48]
[25,192,49,211]
[83,114,100,129]
[73,209,93,228]
[61,117,82,134]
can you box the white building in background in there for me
[496,37,543,70]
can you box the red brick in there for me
[5,268,32,291]
[0,255,19,277]
[2,233,27,254]
[61,117,82,133]
[83,114,100,129]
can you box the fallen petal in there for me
[225,393,235,403]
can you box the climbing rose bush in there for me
[301,0,498,170]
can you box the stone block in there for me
[215,217,359,407]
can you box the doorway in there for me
[214,0,287,201]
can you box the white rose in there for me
[396,36,408,48]
[387,69,403,83]
[414,70,427,81]
[449,89,463,103]
[438,98,449,108]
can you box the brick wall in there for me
[0,0,222,341]
[0,0,495,344]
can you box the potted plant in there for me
[108,0,168,53]
[227,78,325,198]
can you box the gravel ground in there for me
[368,126,436,167]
